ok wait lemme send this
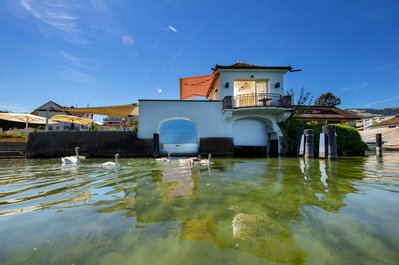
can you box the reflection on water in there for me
[319,160,328,191]
[160,166,198,199]
[0,154,398,265]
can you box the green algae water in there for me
[0,154,398,265]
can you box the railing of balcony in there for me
[233,93,291,108]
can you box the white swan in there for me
[102,154,120,167]
[155,152,172,162]
[199,154,212,166]
[61,147,80,165]
[179,155,201,166]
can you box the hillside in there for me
[346,107,399,119]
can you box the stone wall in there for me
[0,142,27,158]
[26,131,153,158]
[26,132,235,158]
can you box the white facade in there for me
[356,115,396,130]
[210,70,285,101]
[138,63,293,154]
[139,100,227,138]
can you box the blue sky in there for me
[1,0,399,114]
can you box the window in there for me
[256,81,267,94]
[234,80,269,96]
[233,80,270,107]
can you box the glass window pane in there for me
[256,81,267,94]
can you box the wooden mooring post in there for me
[298,134,305,156]
[376,133,383,157]
[153,133,160,157]
[304,129,314,157]
[319,132,327,158]
[322,125,337,159]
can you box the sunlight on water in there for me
[0,154,398,264]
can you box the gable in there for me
[32,101,64,112]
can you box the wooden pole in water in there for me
[304,129,314,157]
[319,132,327,158]
[153,133,160,157]
[298,134,305,156]
[322,125,337,159]
[376,133,382,157]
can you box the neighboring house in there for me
[99,116,136,131]
[295,106,359,124]
[359,115,399,150]
[369,115,399,129]
[138,62,294,156]
[356,115,396,130]
[31,101,92,131]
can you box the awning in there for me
[180,73,218,99]
[61,103,138,118]
[359,128,399,149]
[50,115,94,125]
[0,113,57,134]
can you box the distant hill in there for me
[346,107,399,119]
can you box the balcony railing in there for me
[231,93,291,109]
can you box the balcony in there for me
[227,93,291,109]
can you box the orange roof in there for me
[180,73,218,99]
[370,116,399,127]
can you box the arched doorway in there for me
[159,119,199,154]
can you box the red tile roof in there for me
[296,106,359,121]
[371,116,399,127]
[214,62,292,71]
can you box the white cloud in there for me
[57,50,101,69]
[122,35,135,45]
[59,67,98,85]
[339,82,368,92]
[91,0,108,12]
[363,94,399,107]
[168,25,178,33]
[19,0,89,44]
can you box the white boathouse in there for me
[138,62,294,156]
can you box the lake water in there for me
[0,154,398,265]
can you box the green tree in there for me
[315,92,342,107]
[286,86,313,106]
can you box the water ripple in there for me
[0,159,152,217]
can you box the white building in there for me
[138,62,294,156]
[31,101,92,131]
[356,115,396,131]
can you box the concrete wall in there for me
[138,100,230,139]
[26,131,152,158]
[0,142,26,151]
[138,99,290,153]
[0,142,27,158]
[208,78,220,101]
